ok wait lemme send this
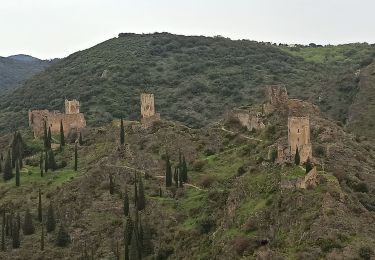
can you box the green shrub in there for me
[359,246,373,260]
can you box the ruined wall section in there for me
[288,116,312,163]
[140,93,160,127]
[227,109,265,131]
[263,85,288,114]
[65,99,80,114]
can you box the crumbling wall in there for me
[140,93,160,128]
[263,85,288,114]
[228,110,265,131]
[65,99,80,114]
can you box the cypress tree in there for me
[294,146,301,165]
[5,214,10,237]
[60,120,65,149]
[38,189,42,222]
[130,227,140,260]
[56,223,70,247]
[165,155,172,187]
[109,174,114,195]
[1,211,5,251]
[181,156,188,182]
[79,132,83,145]
[3,150,13,181]
[74,143,78,171]
[137,177,145,211]
[40,152,44,177]
[44,150,49,173]
[15,159,20,187]
[120,118,125,145]
[179,171,183,188]
[48,150,57,171]
[134,174,138,207]
[173,167,179,187]
[116,241,120,260]
[124,217,133,260]
[11,132,17,169]
[124,188,129,217]
[159,186,162,197]
[47,127,52,149]
[43,122,48,149]
[16,132,24,169]
[41,224,45,251]
[23,208,35,235]
[12,221,20,249]
[46,204,56,232]
[305,157,313,173]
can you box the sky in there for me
[1,0,374,59]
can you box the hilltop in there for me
[0,91,374,259]
[0,33,374,140]
[0,55,51,93]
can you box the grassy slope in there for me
[0,107,374,259]
[0,33,374,135]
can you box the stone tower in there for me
[264,85,288,114]
[65,99,80,114]
[288,116,312,163]
[140,93,160,127]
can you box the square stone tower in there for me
[140,93,160,127]
[288,116,312,163]
[65,99,80,114]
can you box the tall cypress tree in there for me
[79,132,83,145]
[173,167,179,188]
[23,209,35,235]
[44,150,49,173]
[38,189,42,222]
[15,159,20,187]
[56,223,70,247]
[60,120,65,149]
[12,220,20,249]
[120,118,125,145]
[74,143,78,171]
[137,177,145,211]
[1,211,5,251]
[124,187,129,217]
[165,155,172,187]
[3,150,13,181]
[47,127,52,149]
[181,156,188,182]
[294,146,301,165]
[43,122,48,149]
[41,224,45,251]
[134,174,138,207]
[124,217,133,260]
[46,203,56,232]
[40,152,44,177]
[48,150,57,171]
[109,174,114,195]
[305,157,313,173]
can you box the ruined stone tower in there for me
[264,85,288,114]
[288,116,312,163]
[140,93,160,127]
[65,99,80,114]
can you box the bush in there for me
[232,237,253,255]
[359,246,373,260]
[199,175,216,188]
[314,145,326,157]
[197,218,214,234]
[193,160,206,171]
[242,218,257,233]
[237,166,246,176]
[317,238,342,253]
[354,182,369,193]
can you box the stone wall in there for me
[65,99,80,114]
[288,116,312,163]
[263,85,288,114]
[227,109,265,131]
[280,167,318,189]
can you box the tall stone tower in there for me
[140,93,160,127]
[65,99,80,114]
[288,116,312,163]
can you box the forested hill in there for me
[0,55,51,93]
[0,33,374,135]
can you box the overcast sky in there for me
[1,0,374,59]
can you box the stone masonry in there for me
[288,116,312,163]
[227,109,265,131]
[140,93,160,128]
[29,99,86,137]
[263,85,289,114]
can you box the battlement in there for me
[65,99,80,114]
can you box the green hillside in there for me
[0,33,374,136]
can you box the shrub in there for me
[199,175,216,188]
[314,145,326,157]
[197,218,214,234]
[237,166,246,176]
[232,236,252,255]
[359,246,373,260]
[242,218,257,233]
[317,238,342,253]
[354,182,369,193]
[193,160,206,171]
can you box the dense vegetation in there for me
[0,55,51,93]
[0,33,374,137]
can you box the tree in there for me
[38,189,43,222]
[120,118,125,145]
[134,174,138,207]
[23,209,35,235]
[165,155,172,187]
[56,223,70,247]
[1,211,5,251]
[124,217,133,260]
[74,143,78,171]
[3,150,13,181]
[12,220,20,249]
[60,120,65,149]
[46,204,56,232]
[79,132,83,145]
[43,122,48,149]
[137,177,145,211]
[47,127,52,149]
[41,224,45,251]
[294,146,300,165]
[40,152,44,177]
[123,188,129,217]
[109,174,114,195]
[181,156,188,182]
[48,150,57,171]
[15,159,20,187]
[11,132,24,169]
[44,150,49,173]
[173,167,179,187]
[305,157,313,173]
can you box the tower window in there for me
[297,129,300,133]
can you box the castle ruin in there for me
[286,116,312,163]
[140,93,160,128]
[263,85,289,115]
[29,99,86,137]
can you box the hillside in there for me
[0,97,374,259]
[0,33,374,138]
[0,55,51,93]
